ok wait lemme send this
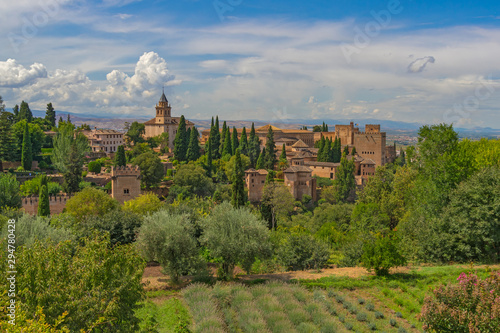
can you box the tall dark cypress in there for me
[223,127,232,156]
[186,127,201,161]
[206,137,213,177]
[231,126,239,155]
[19,101,33,123]
[256,147,265,170]
[0,111,15,162]
[248,123,260,168]
[213,116,221,159]
[317,137,325,162]
[45,103,56,127]
[239,127,248,155]
[231,148,246,208]
[264,127,277,171]
[38,175,50,217]
[114,145,127,166]
[21,122,32,170]
[173,115,187,161]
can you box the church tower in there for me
[155,89,171,122]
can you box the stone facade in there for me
[111,165,142,204]
[81,128,124,154]
[245,168,268,202]
[21,194,72,215]
[144,92,194,149]
[283,160,317,201]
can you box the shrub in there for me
[65,187,119,221]
[374,311,384,319]
[395,312,403,318]
[122,193,162,216]
[344,322,353,330]
[356,312,368,322]
[397,327,407,333]
[368,322,377,331]
[390,318,397,327]
[338,315,345,323]
[276,230,330,271]
[87,161,101,173]
[358,298,365,304]
[420,272,500,333]
[0,173,22,212]
[361,232,406,276]
[366,303,375,311]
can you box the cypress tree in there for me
[223,127,232,156]
[38,175,50,216]
[322,138,330,162]
[213,116,221,159]
[0,111,15,162]
[186,127,201,161]
[265,170,275,184]
[13,105,19,121]
[67,114,71,123]
[21,122,32,170]
[63,141,83,194]
[317,137,325,162]
[231,126,239,155]
[114,145,127,166]
[45,103,56,128]
[325,124,328,132]
[173,115,187,161]
[248,123,260,167]
[231,148,245,208]
[58,116,64,127]
[19,101,33,123]
[240,127,248,155]
[333,138,342,163]
[334,155,356,203]
[264,127,277,170]
[185,127,191,151]
[279,143,286,161]
[256,147,265,170]
[220,121,227,156]
[351,146,357,155]
[343,145,350,156]
[206,137,213,177]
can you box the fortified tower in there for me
[111,165,142,204]
[155,89,172,122]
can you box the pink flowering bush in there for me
[420,271,500,333]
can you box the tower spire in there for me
[160,87,168,103]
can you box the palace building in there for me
[144,91,194,149]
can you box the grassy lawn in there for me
[140,264,499,332]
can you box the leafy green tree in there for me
[239,127,248,155]
[248,123,260,167]
[63,141,84,193]
[52,124,89,178]
[313,125,322,132]
[123,193,163,216]
[231,149,246,208]
[186,126,201,161]
[171,163,214,198]
[261,182,295,229]
[231,126,239,155]
[136,211,203,283]
[13,120,45,161]
[19,100,33,122]
[333,155,356,202]
[0,111,16,161]
[87,161,101,173]
[0,174,21,212]
[361,233,406,276]
[21,121,32,170]
[38,176,50,216]
[201,202,271,279]
[114,145,127,166]
[125,121,145,145]
[173,115,187,161]
[126,142,152,162]
[0,95,4,112]
[225,152,250,180]
[134,152,164,189]
[45,103,56,128]
[264,127,277,170]
[65,187,119,221]
[4,235,145,332]
[13,104,19,121]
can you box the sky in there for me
[0,0,500,128]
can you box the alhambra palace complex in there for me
[21,93,396,213]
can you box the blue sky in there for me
[0,0,499,128]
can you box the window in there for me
[330,173,333,178]
[124,189,130,194]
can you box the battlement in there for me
[364,124,381,133]
[111,165,141,177]
[354,131,385,136]
[21,194,73,215]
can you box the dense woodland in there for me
[0,95,499,332]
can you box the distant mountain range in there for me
[30,110,500,138]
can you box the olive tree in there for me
[201,202,271,280]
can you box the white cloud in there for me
[0,59,47,87]
[407,56,435,73]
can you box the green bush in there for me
[88,161,101,173]
[390,318,397,326]
[374,311,384,319]
[361,233,406,276]
[356,312,367,322]
[366,303,375,311]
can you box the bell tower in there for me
[155,88,171,121]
